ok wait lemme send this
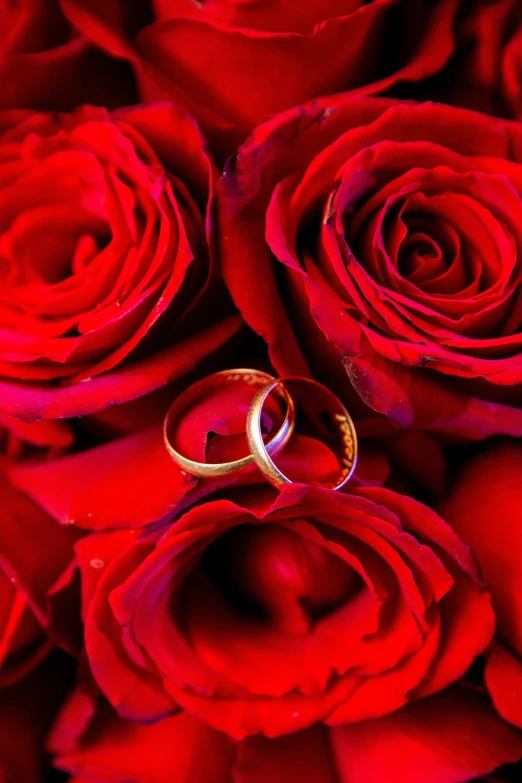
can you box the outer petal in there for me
[84,536,176,722]
[435,434,522,730]
[0,36,136,112]
[485,642,522,730]
[0,471,78,626]
[233,725,339,783]
[0,315,241,420]
[54,699,235,783]
[330,687,522,783]
[0,414,73,451]
[0,653,74,783]
[136,8,397,132]
[343,349,522,438]
[10,426,196,530]
[441,442,522,656]
[60,0,458,157]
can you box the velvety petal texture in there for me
[79,482,494,738]
[0,412,73,459]
[441,441,522,729]
[0,0,135,111]
[0,654,74,783]
[2,3,522,783]
[450,0,522,120]
[52,692,235,783]
[0,454,77,686]
[50,676,522,783]
[0,103,238,420]
[220,97,522,438]
[330,686,522,783]
[59,0,458,157]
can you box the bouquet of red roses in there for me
[1,2,522,781]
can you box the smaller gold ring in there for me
[164,369,295,479]
[247,376,358,491]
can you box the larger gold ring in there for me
[247,376,358,490]
[164,369,295,478]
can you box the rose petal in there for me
[330,686,522,783]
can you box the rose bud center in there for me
[203,523,361,636]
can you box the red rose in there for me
[7,372,490,741]
[59,0,458,158]
[220,98,522,439]
[75,481,493,738]
[0,0,136,111]
[0,103,241,421]
[450,0,522,120]
[49,675,522,782]
[441,441,522,730]
[8,373,519,778]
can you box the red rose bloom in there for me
[0,103,240,421]
[77,482,493,739]
[0,0,135,111]
[7,370,521,778]
[220,98,522,439]
[442,441,522,730]
[59,0,458,157]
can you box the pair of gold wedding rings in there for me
[163,368,358,491]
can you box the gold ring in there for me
[246,376,358,490]
[164,369,295,478]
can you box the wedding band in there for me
[164,369,295,478]
[247,376,358,490]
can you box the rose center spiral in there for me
[203,523,361,635]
